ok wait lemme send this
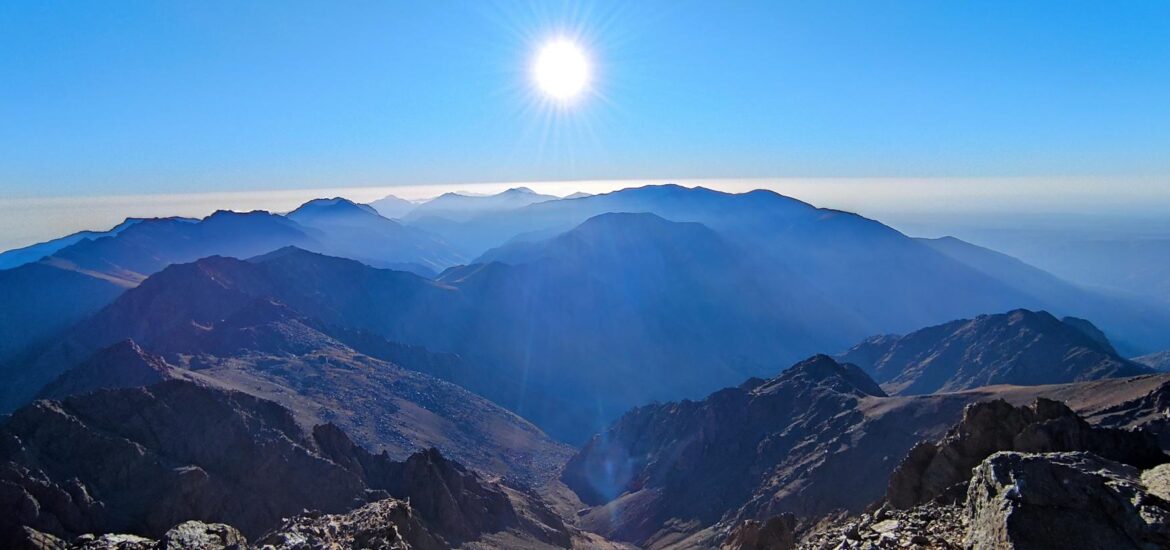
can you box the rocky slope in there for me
[723,399,1170,550]
[561,355,922,547]
[837,309,1153,395]
[0,381,575,548]
[563,354,1170,548]
[1135,349,1170,371]
[27,295,570,486]
[885,398,1166,508]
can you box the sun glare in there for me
[532,39,590,102]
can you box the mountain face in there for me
[0,381,573,547]
[560,355,925,546]
[837,309,1153,395]
[19,283,570,485]
[405,187,559,224]
[0,202,463,377]
[11,214,870,444]
[287,197,463,274]
[1136,350,1170,371]
[560,353,1170,548]
[407,185,1170,354]
[0,262,127,365]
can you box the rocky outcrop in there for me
[155,521,247,550]
[966,452,1170,550]
[886,398,1167,509]
[255,499,443,550]
[798,503,965,549]
[721,514,796,550]
[0,381,572,548]
[837,309,1153,395]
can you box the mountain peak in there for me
[766,354,887,397]
[288,197,379,219]
[37,339,179,401]
[838,308,1150,395]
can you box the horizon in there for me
[4,175,1168,254]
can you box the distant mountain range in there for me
[6,184,1170,548]
[0,199,461,367]
[6,255,569,484]
[5,185,1170,444]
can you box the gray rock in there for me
[722,514,796,550]
[965,451,1170,550]
[887,399,1166,509]
[157,521,246,550]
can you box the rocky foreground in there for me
[723,399,1170,550]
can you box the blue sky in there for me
[1,1,1168,198]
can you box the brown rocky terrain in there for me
[27,288,570,486]
[563,353,1170,548]
[721,400,1170,550]
[837,309,1153,395]
[0,381,576,548]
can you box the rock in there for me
[965,451,1170,550]
[73,533,155,550]
[0,381,573,547]
[157,521,246,550]
[721,514,796,550]
[887,398,1166,508]
[255,498,444,550]
[1141,463,1170,501]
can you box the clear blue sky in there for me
[1,0,1168,198]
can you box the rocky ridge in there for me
[0,381,573,548]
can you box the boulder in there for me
[966,452,1170,550]
[887,398,1166,508]
[157,521,246,550]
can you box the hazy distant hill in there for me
[367,192,417,218]
[0,201,462,369]
[0,217,148,270]
[287,197,464,274]
[405,187,559,223]
[837,309,1153,395]
[1135,350,1170,371]
[411,185,1170,353]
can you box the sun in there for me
[532,39,591,102]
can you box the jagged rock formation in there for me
[720,514,796,550]
[838,309,1153,395]
[256,500,442,550]
[887,398,1167,508]
[966,452,1170,550]
[0,381,572,548]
